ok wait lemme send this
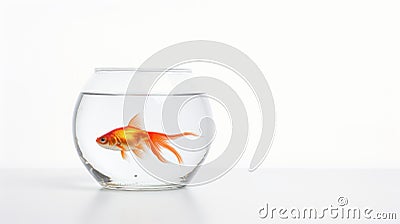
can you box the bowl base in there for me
[101,182,186,191]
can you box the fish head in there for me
[96,133,118,150]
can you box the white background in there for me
[1,0,400,169]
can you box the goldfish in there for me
[96,114,197,164]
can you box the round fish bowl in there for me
[73,68,212,190]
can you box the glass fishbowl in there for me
[73,68,212,190]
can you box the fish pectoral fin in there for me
[120,150,127,160]
[116,145,128,160]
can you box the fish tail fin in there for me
[158,141,183,164]
[165,132,198,139]
[147,132,188,164]
[146,135,168,163]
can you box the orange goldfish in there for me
[96,114,196,164]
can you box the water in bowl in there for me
[73,93,212,190]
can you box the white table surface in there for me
[0,168,399,224]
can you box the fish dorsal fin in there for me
[128,114,143,129]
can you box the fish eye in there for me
[100,137,107,143]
